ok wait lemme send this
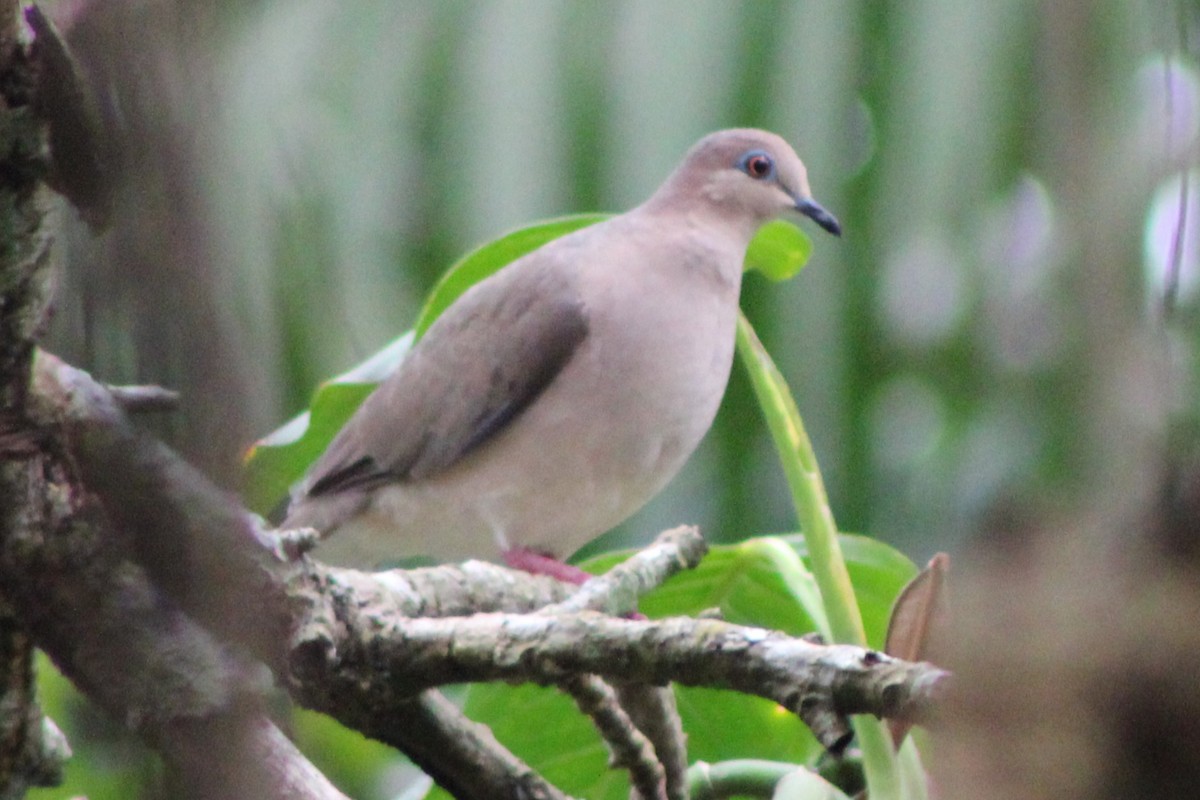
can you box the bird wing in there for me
[302,256,589,498]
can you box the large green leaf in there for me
[241,332,412,515]
[784,534,918,651]
[413,214,611,338]
[243,381,379,515]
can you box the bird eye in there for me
[738,150,775,180]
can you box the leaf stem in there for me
[734,312,865,645]
[735,312,901,799]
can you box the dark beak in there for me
[795,197,842,237]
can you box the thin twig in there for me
[545,531,699,799]
[616,683,690,800]
[547,526,707,616]
[561,675,666,800]
[106,384,181,412]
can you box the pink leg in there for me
[503,547,646,620]
[503,547,593,585]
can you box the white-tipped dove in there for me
[284,128,840,571]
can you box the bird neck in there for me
[638,188,764,248]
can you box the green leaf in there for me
[243,382,377,515]
[589,537,824,636]
[457,683,629,800]
[413,213,610,338]
[242,332,414,515]
[783,534,918,651]
[744,220,814,281]
[291,708,407,799]
[587,533,914,651]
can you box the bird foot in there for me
[502,547,647,620]
[502,547,592,585]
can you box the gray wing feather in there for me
[302,257,588,498]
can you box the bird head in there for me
[651,128,842,238]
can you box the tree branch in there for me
[156,711,349,800]
[289,601,942,754]
[0,606,70,796]
[11,353,948,797]
[105,383,181,413]
[545,526,708,616]
[1,362,348,799]
[541,530,696,799]
[615,683,689,800]
[13,352,579,799]
[562,674,666,800]
[0,5,74,793]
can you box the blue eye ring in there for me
[738,150,776,180]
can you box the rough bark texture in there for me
[0,2,63,794]
[0,8,342,796]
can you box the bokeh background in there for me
[31,0,1198,797]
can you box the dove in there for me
[283,128,840,571]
